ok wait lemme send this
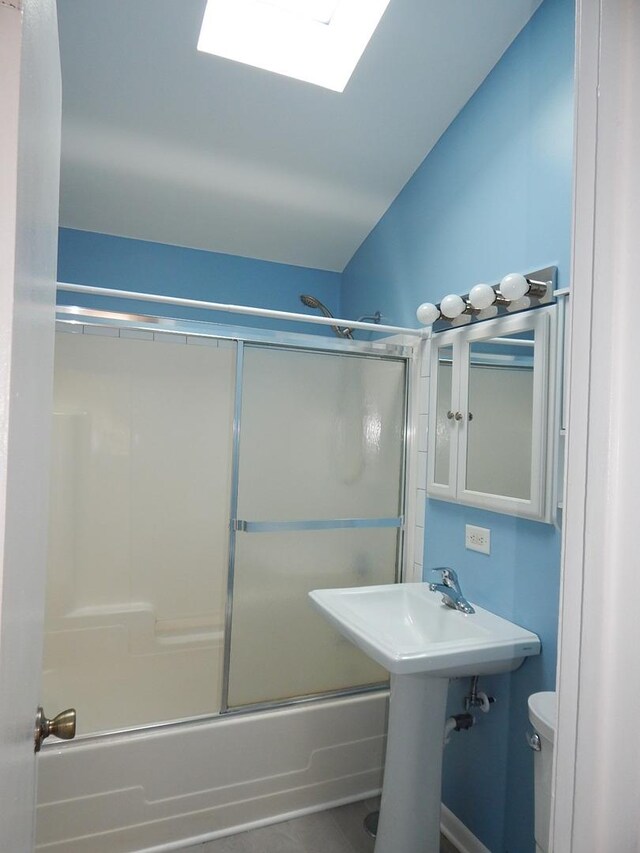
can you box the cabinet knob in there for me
[454,411,464,421]
[446,410,454,420]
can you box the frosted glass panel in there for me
[43,331,235,735]
[237,347,406,521]
[228,346,406,709]
[227,529,395,708]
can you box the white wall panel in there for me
[36,693,387,853]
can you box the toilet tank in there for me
[528,691,557,853]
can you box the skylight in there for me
[197,0,391,92]
[260,0,341,26]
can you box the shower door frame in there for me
[220,339,410,715]
[53,306,417,736]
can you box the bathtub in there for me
[36,690,387,853]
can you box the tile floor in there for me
[182,799,459,852]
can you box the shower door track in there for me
[55,305,413,358]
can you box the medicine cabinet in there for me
[427,306,556,522]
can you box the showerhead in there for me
[300,294,323,310]
[300,294,333,316]
[299,294,353,339]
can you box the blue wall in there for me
[341,0,574,850]
[58,228,342,336]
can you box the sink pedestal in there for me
[375,673,449,853]
[309,582,541,851]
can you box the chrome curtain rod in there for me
[56,283,426,338]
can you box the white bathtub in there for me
[36,691,387,853]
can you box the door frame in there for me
[553,0,640,849]
[2,0,640,849]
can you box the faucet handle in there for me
[430,567,459,588]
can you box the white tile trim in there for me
[415,489,426,527]
[418,414,428,452]
[83,324,119,337]
[418,376,429,414]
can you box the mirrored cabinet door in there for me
[463,333,535,500]
[427,307,556,522]
[427,338,459,501]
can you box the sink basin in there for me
[309,581,541,853]
[309,581,540,677]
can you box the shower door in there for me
[225,344,407,710]
[44,329,236,735]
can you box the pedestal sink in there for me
[309,582,540,853]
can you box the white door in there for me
[0,0,61,849]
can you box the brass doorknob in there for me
[35,706,76,752]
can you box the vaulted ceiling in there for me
[57,0,541,271]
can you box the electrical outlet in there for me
[465,524,490,555]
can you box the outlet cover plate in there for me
[465,524,490,555]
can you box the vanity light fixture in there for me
[415,266,557,332]
[198,0,391,92]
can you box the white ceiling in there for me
[57,0,541,272]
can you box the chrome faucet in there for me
[429,568,475,614]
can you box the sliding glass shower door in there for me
[225,345,407,709]
[44,323,408,735]
[44,330,236,735]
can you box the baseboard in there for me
[441,804,492,853]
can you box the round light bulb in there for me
[468,283,496,310]
[500,273,529,301]
[440,293,466,319]
[416,302,440,325]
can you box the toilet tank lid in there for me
[528,691,557,743]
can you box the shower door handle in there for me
[35,705,76,752]
[232,518,403,533]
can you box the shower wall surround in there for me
[341,0,574,850]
